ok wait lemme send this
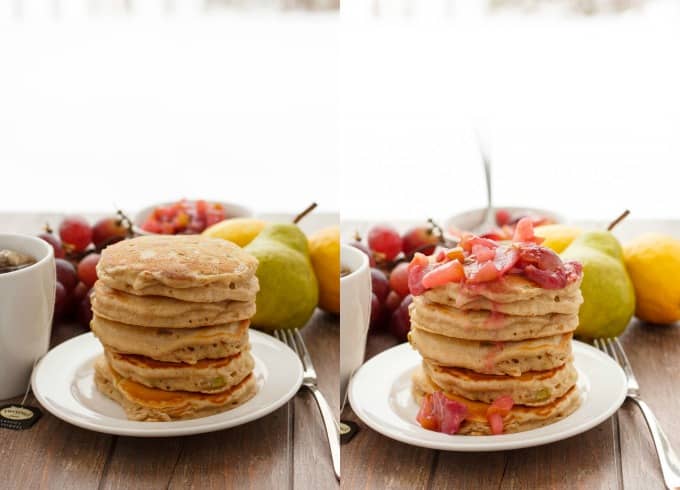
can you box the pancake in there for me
[423,287,583,316]
[91,315,250,364]
[105,349,254,394]
[412,367,581,435]
[92,282,256,328]
[96,235,258,297]
[408,326,572,376]
[410,296,578,341]
[102,274,259,304]
[422,359,578,406]
[94,356,257,421]
[422,274,582,306]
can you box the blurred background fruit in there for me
[308,225,340,314]
[202,217,267,247]
[534,224,582,253]
[624,233,680,324]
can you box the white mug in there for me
[0,234,55,400]
[340,244,371,410]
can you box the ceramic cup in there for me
[340,244,371,410]
[0,234,55,400]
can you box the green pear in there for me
[561,231,635,338]
[245,223,319,330]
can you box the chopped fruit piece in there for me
[141,199,227,235]
[389,262,410,297]
[367,224,402,261]
[512,217,544,244]
[465,261,499,284]
[417,392,468,435]
[422,260,465,289]
[402,226,440,257]
[486,395,514,435]
[408,252,429,272]
[493,245,520,275]
[472,244,496,262]
[460,234,498,253]
[446,247,465,263]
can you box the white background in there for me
[340,1,680,223]
[0,5,338,216]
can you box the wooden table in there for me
[341,220,680,490]
[1,212,339,490]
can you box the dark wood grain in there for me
[341,220,680,490]
[1,212,338,490]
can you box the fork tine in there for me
[593,338,604,352]
[604,338,622,365]
[284,329,303,364]
[273,330,282,342]
[610,338,631,370]
[292,328,315,372]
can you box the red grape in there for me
[77,253,100,287]
[384,290,403,313]
[73,282,90,303]
[389,294,413,342]
[370,268,390,302]
[38,233,65,259]
[389,262,410,296]
[402,226,439,257]
[369,293,383,331]
[55,258,78,293]
[54,282,68,320]
[495,209,511,226]
[59,216,92,252]
[92,216,128,249]
[367,225,402,261]
[76,291,93,328]
[349,241,376,267]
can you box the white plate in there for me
[349,340,626,451]
[32,330,303,437]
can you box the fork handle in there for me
[630,396,680,489]
[306,385,340,481]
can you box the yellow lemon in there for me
[308,226,340,314]
[535,224,582,253]
[202,218,267,247]
[624,233,680,324]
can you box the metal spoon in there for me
[471,131,496,234]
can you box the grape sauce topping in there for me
[408,218,583,294]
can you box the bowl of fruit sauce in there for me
[134,199,251,235]
[445,206,564,241]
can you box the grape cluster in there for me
[40,213,133,328]
[350,222,443,342]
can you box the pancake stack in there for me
[409,245,584,435]
[90,235,259,421]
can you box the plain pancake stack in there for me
[409,266,584,435]
[90,235,259,421]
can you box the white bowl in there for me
[444,206,564,234]
[133,200,252,235]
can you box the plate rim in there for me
[348,339,627,451]
[32,330,303,437]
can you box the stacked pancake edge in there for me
[408,272,584,435]
[90,235,259,421]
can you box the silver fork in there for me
[594,337,680,489]
[275,328,340,481]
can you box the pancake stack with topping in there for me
[407,219,584,435]
[90,235,259,421]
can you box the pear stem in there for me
[293,202,318,224]
[607,209,630,231]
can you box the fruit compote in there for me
[408,218,582,294]
[141,199,226,234]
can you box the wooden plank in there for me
[618,320,680,490]
[294,311,340,490]
[1,394,112,489]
